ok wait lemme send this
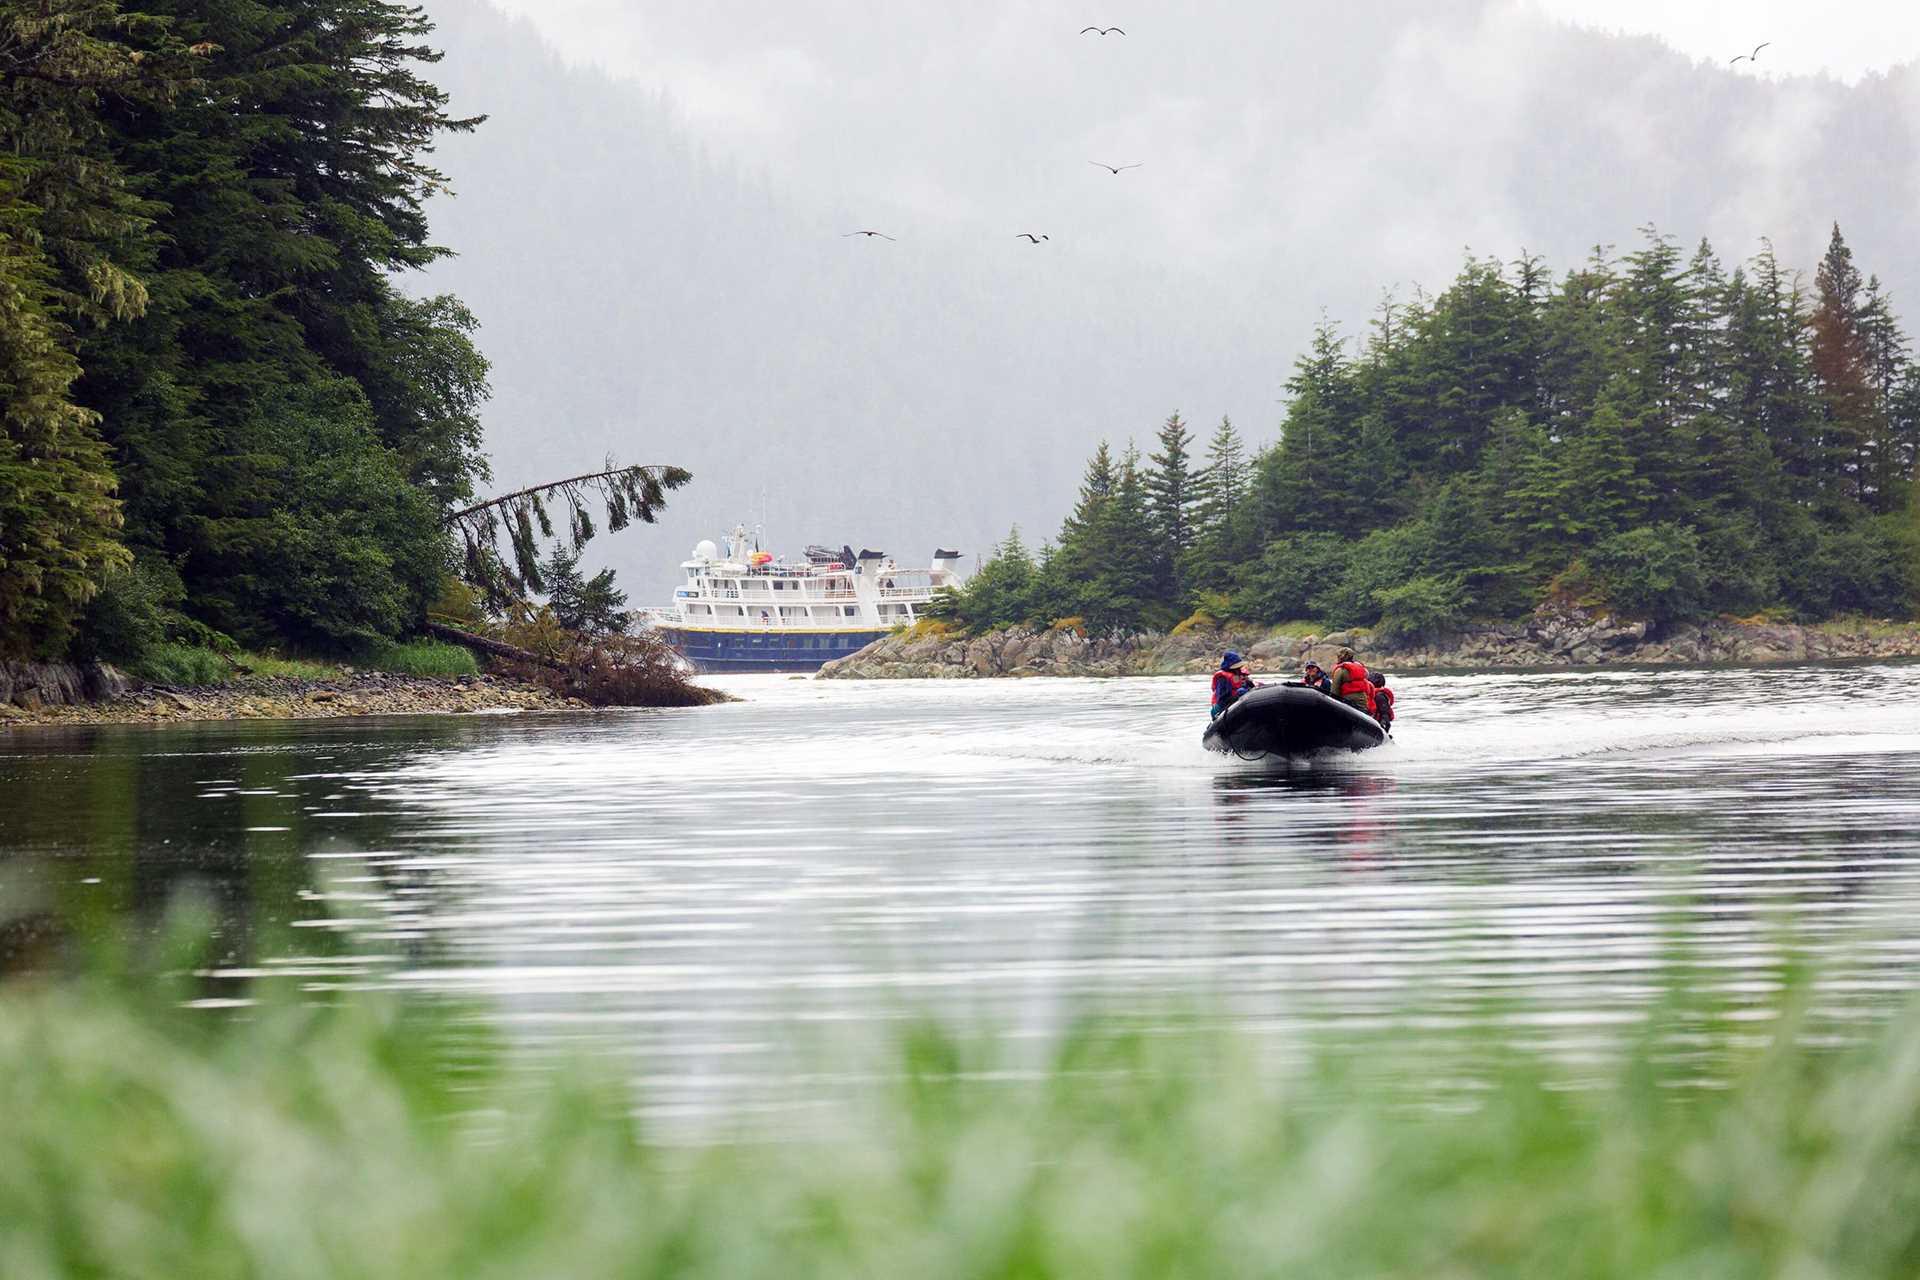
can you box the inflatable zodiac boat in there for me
[1201,685,1387,760]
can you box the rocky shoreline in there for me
[0,669,580,728]
[818,605,1920,680]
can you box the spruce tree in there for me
[1046,442,1116,621]
[1810,224,1879,509]
[1089,446,1162,632]
[952,527,1036,631]
[1856,277,1911,511]
[1185,416,1247,589]
[1569,379,1654,540]
[1250,320,1362,539]
[542,546,629,635]
[1398,256,1535,474]
[1727,242,1818,505]
[1143,412,1195,604]
[1615,228,1698,519]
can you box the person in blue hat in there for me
[1210,652,1255,720]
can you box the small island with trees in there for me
[849,226,1920,678]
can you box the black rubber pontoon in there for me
[1202,684,1387,760]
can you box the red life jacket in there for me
[1375,686,1395,723]
[1333,660,1374,714]
[1211,668,1252,712]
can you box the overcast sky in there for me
[421,0,1919,595]
[486,1,1920,110]
[1532,0,1920,80]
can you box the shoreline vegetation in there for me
[823,605,1920,679]
[11,965,1920,1276]
[0,668,576,728]
[0,4,709,711]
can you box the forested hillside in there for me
[945,228,1920,640]
[0,1,496,664]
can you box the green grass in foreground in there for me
[7,974,1920,1278]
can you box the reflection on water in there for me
[6,662,1920,1118]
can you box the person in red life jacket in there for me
[1372,672,1395,732]
[1210,652,1255,720]
[1329,647,1375,715]
[1298,659,1332,695]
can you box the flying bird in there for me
[1079,26,1125,36]
[1089,161,1143,174]
[842,230,896,240]
[1016,233,1050,243]
[1730,42,1770,65]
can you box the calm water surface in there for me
[6,663,1920,1119]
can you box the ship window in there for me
[843,606,857,616]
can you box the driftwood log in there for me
[423,621,564,671]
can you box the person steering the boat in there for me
[1298,659,1332,695]
[1330,647,1376,715]
[1210,652,1256,720]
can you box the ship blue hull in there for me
[661,626,888,673]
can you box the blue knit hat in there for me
[1221,651,1244,670]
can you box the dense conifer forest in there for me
[945,229,1920,640]
[0,1,511,664]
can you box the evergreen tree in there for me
[1810,224,1879,509]
[946,527,1037,631]
[1185,416,1248,589]
[1396,255,1536,474]
[1535,250,1622,441]
[542,546,629,635]
[1088,446,1162,632]
[1742,241,1820,499]
[1043,441,1116,620]
[1248,319,1365,540]
[1614,228,1698,518]
[1568,379,1653,540]
[1856,277,1912,511]
[1143,412,1195,603]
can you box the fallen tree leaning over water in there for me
[424,617,727,708]
[425,461,724,706]
[443,461,692,610]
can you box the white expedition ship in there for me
[644,525,962,672]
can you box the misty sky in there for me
[417,0,1919,598]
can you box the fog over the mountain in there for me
[414,0,1919,600]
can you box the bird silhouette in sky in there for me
[1729,42,1771,65]
[1079,26,1125,36]
[1089,161,1143,174]
[1016,233,1050,243]
[842,230,896,240]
